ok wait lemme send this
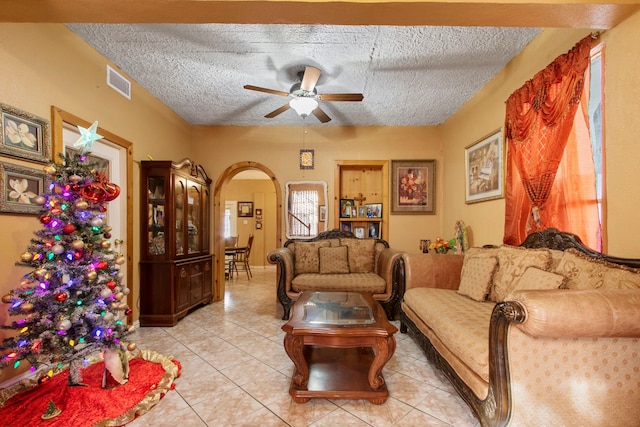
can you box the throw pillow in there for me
[294,241,331,275]
[509,266,567,294]
[340,238,376,273]
[319,246,350,274]
[492,245,552,302]
[457,256,498,301]
[555,248,640,290]
[465,246,500,258]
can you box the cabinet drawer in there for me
[190,263,203,304]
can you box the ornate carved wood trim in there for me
[266,250,293,320]
[400,302,525,427]
[283,228,389,248]
[520,228,640,267]
[171,158,211,184]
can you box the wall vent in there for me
[106,65,131,100]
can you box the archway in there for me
[213,161,282,300]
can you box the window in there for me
[504,36,602,250]
[289,190,318,237]
[285,181,328,239]
[589,44,605,240]
[224,201,237,238]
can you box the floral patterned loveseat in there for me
[267,229,403,320]
[399,228,640,426]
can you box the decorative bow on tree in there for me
[81,173,121,203]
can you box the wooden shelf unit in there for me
[334,160,388,240]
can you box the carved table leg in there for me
[368,336,396,390]
[283,334,308,388]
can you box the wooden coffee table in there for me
[281,291,397,404]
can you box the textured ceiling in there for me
[68,24,540,127]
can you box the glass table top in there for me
[302,292,375,325]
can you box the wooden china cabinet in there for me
[139,159,212,326]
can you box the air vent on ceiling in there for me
[106,65,131,100]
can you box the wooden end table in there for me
[281,291,397,404]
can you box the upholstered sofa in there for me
[399,228,640,427]
[267,229,403,320]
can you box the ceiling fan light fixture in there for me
[289,97,318,117]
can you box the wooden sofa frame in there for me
[398,228,640,426]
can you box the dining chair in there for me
[233,234,254,279]
[224,236,238,279]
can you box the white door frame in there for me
[51,107,134,322]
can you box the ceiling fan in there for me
[244,66,364,123]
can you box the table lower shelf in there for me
[289,345,388,404]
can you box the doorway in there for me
[51,107,134,321]
[213,162,282,301]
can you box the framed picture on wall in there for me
[465,128,504,204]
[0,102,52,164]
[299,149,314,170]
[319,205,327,222]
[237,201,254,217]
[391,159,435,214]
[0,161,45,214]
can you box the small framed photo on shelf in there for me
[354,226,366,238]
[237,201,254,217]
[0,161,45,215]
[340,199,354,218]
[153,205,165,226]
[358,206,366,218]
[365,203,382,218]
[368,222,381,239]
[341,221,352,233]
[0,103,52,164]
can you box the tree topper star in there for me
[73,121,104,154]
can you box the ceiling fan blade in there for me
[312,107,332,123]
[265,103,291,118]
[244,85,290,97]
[300,66,321,92]
[317,93,364,102]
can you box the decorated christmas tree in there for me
[0,122,134,386]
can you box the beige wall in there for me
[599,12,640,256]
[440,28,589,247]
[440,13,640,257]
[192,125,443,253]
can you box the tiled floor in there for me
[128,266,479,426]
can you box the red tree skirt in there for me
[0,349,181,427]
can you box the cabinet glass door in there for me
[175,178,186,256]
[202,188,210,253]
[187,182,202,254]
[147,176,166,256]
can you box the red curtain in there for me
[504,36,600,249]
